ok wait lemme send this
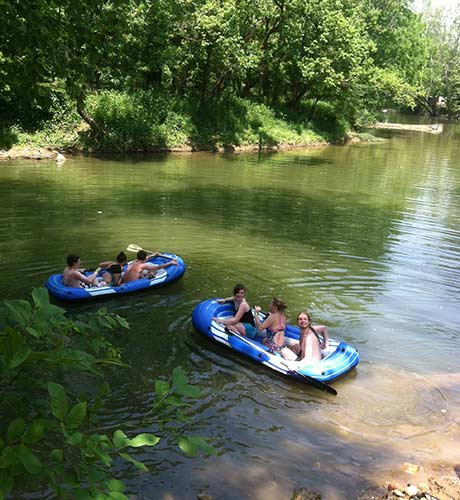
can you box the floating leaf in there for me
[48,383,68,421]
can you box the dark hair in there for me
[233,283,245,295]
[67,254,80,266]
[116,251,127,264]
[271,297,287,311]
[137,250,147,260]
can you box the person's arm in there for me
[213,301,249,325]
[313,325,329,348]
[73,267,101,285]
[217,296,234,304]
[98,260,114,268]
[253,306,274,331]
[142,259,178,272]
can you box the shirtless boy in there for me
[123,250,178,283]
[62,255,101,288]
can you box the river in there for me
[1,119,459,499]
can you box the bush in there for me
[0,288,214,499]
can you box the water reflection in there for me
[1,121,460,498]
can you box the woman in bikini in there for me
[98,251,128,287]
[213,284,257,339]
[253,298,288,351]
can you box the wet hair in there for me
[233,283,246,295]
[67,254,80,266]
[137,250,147,260]
[116,251,127,264]
[271,297,287,311]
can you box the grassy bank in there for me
[0,91,354,155]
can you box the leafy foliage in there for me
[1,0,460,150]
[0,288,214,499]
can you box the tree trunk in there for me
[76,91,105,138]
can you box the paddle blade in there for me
[126,244,143,253]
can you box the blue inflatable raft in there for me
[45,253,186,301]
[192,299,359,384]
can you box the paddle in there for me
[280,361,337,396]
[126,243,171,259]
[222,327,337,396]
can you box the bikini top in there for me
[267,316,286,334]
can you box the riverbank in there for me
[1,92,384,159]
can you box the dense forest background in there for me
[1,0,459,151]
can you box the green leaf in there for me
[66,402,87,429]
[31,287,50,310]
[3,329,31,368]
[25,326,40,338]
[24,419,47,444]
[171,366,187,386]
[118,452,147,471]
[50,449,63,462]
[0,446,18,467]
[4,299,32,326]
[108,492,129,500]
[16,444,42,474]
[104,479,125,492]
[7,418,26,443]
[113,430,129,449]
[127,434,160,448]
[178,436,216,457]
[164,395,187,406]
[70,489,93,500]
[66,431,82,446]
[9,342,31,368]
[154,380,170,397]
[174,384,202,398]
[88,469,105,483]
[0,471,14,497]
[48,382,69,421]
[94,449,112,467]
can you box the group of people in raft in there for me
[62,250,178,288]
[213,283,329,364]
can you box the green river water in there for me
[1,119,459,499]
